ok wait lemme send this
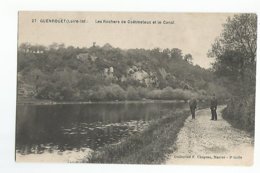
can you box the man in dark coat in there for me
[189,98,197,119]
[210,94,218,120]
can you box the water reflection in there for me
[16,101,186,158]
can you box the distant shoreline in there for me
[17,99,188,105]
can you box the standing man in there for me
[210,94,218,120]
[189,97,197,119]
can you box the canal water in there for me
[16,101,187,162]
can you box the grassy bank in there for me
[222,95,255,136]
[83,109,190,164]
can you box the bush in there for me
[107,84,126,100]
[136,87,149,99]
[100,84,126,101]
[90,89,106,101]
[206,82,231,100]
[196,90,209,102]
[160,87,175,99]
[222,95,255,135]
[171,88,193,101]
[147,89,162,100]
[146,87,195,101]
[126,86,140,100]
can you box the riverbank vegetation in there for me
[84,109,190,164]
[209,14,256,135]
[18,40,230,103]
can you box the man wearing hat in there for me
[210,94,218,120]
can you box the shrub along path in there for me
[165,106,254,166]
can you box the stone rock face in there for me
[127,66,158,87]
[104,67,114,79]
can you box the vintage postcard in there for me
[16,12,256,165]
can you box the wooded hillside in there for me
[17,42,229,102]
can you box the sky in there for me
[18,12,233,68]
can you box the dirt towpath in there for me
[166,106,254,166]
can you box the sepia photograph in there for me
[16,12,256,165]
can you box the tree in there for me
[170,48,183,60]
[208,14,257,95]
[19,42,31,52]
[184,54,193,64]
[162,48,171,57]
[49,42,59,50]
[209,14,257,68]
